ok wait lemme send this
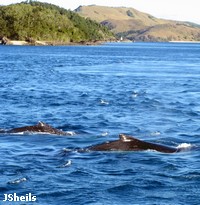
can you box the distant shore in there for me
[1,39,108,46]
[169,41,200,43]
[2,39,200,46]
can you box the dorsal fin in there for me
[38,121,46,127]
[119,134,134,142]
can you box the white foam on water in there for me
[100,99,109,105]
[176,143,192,149]
[66,131,76,136]
[101,131,109,136]
[59,160,72,168]
[8,177,27,184]
[151,131,161,136]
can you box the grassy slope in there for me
[76,5,200,42]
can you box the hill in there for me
[75,5,200,42]
[0,2,114,45]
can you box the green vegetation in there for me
[0,1,114,43]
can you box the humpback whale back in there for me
[1,122,183,153]
[8,121,67,135]
[89,134,178,153]
[89,134,143,151]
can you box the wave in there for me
[1,131,76,136]
[8,177,27,185]
[57,160,72,168]
[100,99,109,105]
[176,143,193,149]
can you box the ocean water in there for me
[0,42,200,205]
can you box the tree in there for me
[0,2,114,42]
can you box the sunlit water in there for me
[0,43,200,204]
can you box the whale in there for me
[7,121,71,135]
[0,122,187,153]
[89,134,180,153]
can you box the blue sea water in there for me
[0,42,200,205]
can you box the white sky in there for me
[1,0,200,24]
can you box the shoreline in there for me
[1,39,109,46]
[169,40,200,43]
[2,39,200,46]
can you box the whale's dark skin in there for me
[0,123,183,153]
[7,122,69,135]
[89,134,179,153]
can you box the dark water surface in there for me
[0,43,200,204]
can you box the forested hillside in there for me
[0,2,114,44]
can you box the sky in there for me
[1,0,200,24]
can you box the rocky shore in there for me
[0,36,108,46]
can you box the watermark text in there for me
[2,193,36,202]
